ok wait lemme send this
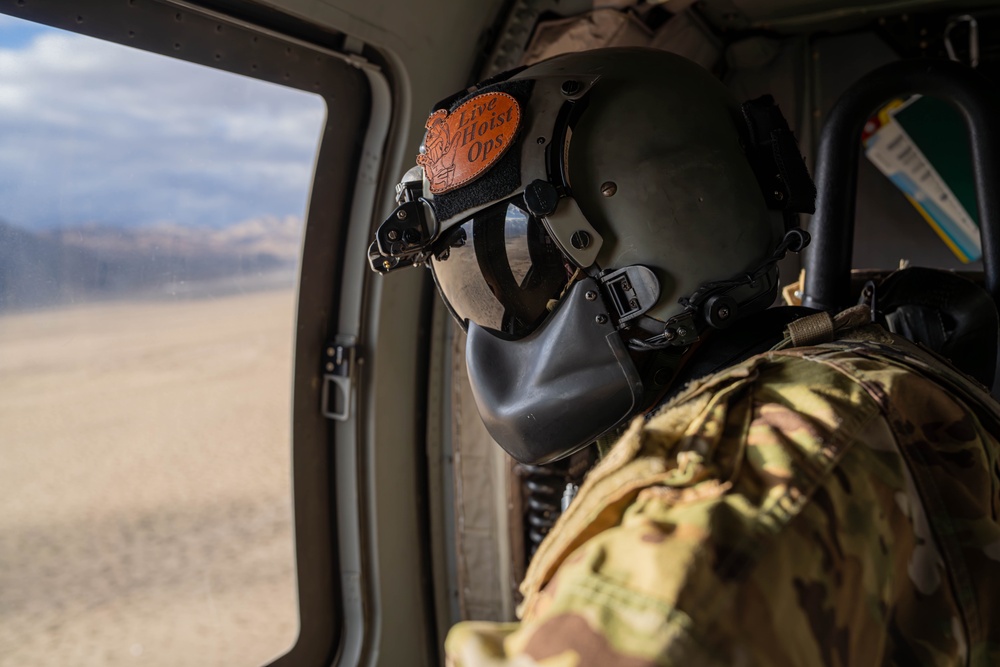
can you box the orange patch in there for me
[416,92,521,194]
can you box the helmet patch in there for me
[417,92,521,195]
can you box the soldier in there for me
[369,48,1000,666]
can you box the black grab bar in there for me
[801,59,1000,312]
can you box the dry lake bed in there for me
[0,289,300,666]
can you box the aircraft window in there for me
[0,14,325,666]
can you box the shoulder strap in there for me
[778,304,1000,431]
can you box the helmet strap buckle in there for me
[598,265,660,325]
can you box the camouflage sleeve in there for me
[444,345,1000,667]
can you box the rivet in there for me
[396,209,408,220]
[595,314,608,325]
[561,80,581,96]
[664,328,677,341]
[774,190,785,201]
[326,347,335,356]
[536,137,546,145]
[717,307,731,319]
[325,362,335,372]
[601,181,617,197]
[387,230,399,241]
[676,326,689,338]
[571,230,592,250]
[382,260,392,271]
[585,291,598,301]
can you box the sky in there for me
[0,13,328,231]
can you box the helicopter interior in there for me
[1,0,998,665]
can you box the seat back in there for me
[877,267,999,388]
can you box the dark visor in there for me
[430,196,572,339]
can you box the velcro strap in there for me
[787,311,835,347]
[831,304,873,332]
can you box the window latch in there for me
[322,338,358,421]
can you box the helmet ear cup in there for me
[703,294,739,329]
[561,53,787,326]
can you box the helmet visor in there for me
[430,196,572,339]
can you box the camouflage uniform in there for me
[446,322,1000,666]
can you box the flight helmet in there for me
[369,48,814,464]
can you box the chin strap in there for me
[630,228,811,351]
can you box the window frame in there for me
[0,1,382,663]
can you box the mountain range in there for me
[0,216,303,311]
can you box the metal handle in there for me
[801,59,1000,311]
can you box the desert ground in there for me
[0,289,300,666]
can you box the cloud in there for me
[0,19,327,231]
